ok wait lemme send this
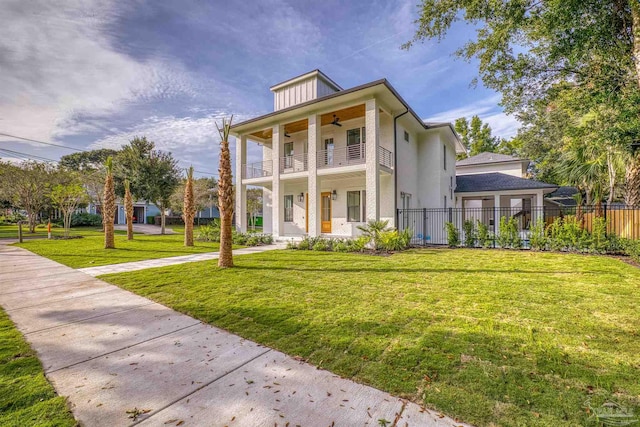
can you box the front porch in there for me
[234,98,396,238]
[243,170,395,239]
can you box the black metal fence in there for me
[397,204,640,246]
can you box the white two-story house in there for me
[231,70,465,238]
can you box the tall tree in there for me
[170,177,217,217]
[182,167,196,247]
[50,181,88,238]
[124,179,134,240]
[217,117,234,268]
[103,157,116,249]
[406,0,640,203]
[116,137,181,234]
[60,149,118,171]
[0,161,58,232]
[454,115,498,158]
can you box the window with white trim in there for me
[347,190,366,222]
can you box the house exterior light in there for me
[298,192,305,202]
[331,190,337,200]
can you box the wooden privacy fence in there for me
[397,205,640,246]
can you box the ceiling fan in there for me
[330,114,342,127]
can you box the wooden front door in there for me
[321,192,332,234]
[305,193,309,233]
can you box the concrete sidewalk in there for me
[78,244,287,276]
[0,244,469,427]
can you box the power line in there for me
[0,133,85,152]
[0,131,220,177]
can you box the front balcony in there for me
[242,160,272,180]
[280,153,308,174]
[317,144,366,169]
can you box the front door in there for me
[321,192,332,234]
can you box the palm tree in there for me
[124,179,134,240]
[103,156,116,249]
[183,166,196,247]
[216,117,234,267]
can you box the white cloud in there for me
[424,95,520,138]
[88,112,257,176]
[0,0,196,144]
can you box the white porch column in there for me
[307,114,320,236]
[271,125,284,237]
[234,134,247,233]
[493,194,501,234]
[365,98,380,222]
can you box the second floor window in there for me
[284,195,294,222]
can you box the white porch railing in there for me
[317,144,366,168]
[379,146,394,169]
[242,160,272,179]
[280,153,308,174]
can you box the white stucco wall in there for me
[456,161,526,177]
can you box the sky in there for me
[0,0,519,177]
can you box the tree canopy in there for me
[407,0,640,204]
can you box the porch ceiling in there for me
[248,104,367,141]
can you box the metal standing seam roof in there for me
[455,172,558,193]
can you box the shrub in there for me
[357,220,391,250]
[298,237,311,250]
[347,235,370,252]
[462,220,476,248]
[547,217,565,251]
[70,212,102,227]
[146,216,155,225]
[312,239,330,251]
[622,238,640,263]
[232,232,248,245]
[196,221,220,242]
[476,221,492,248]
[0,212,26,224]
[379,229,412,252]
[496,217,511,248]
[529,221,547,251]
[286,240,298,249]
[590,217,608,253]
[259,234,273,245]
[508,217,523,249]
[245,235,260,246]
[333,240,349,252]
[444,222,460,247]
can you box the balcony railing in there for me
[317,143,366,168]
[242,160,272,179]
[379,146,394,169]
[280,153,308,174]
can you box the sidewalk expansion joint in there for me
[5,288,121,311]
[45,322,202,374]
[24,302,156,335]
[129,348,272,426]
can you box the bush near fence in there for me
[398,206,640,263]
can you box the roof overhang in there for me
[232,79,465,150]
[269,69,343,92]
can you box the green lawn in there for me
[15,227,222,268]
[100,249,640,426]
[0,309,76,426]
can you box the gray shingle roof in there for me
[455,173,557,193]
[456,152,525,166]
